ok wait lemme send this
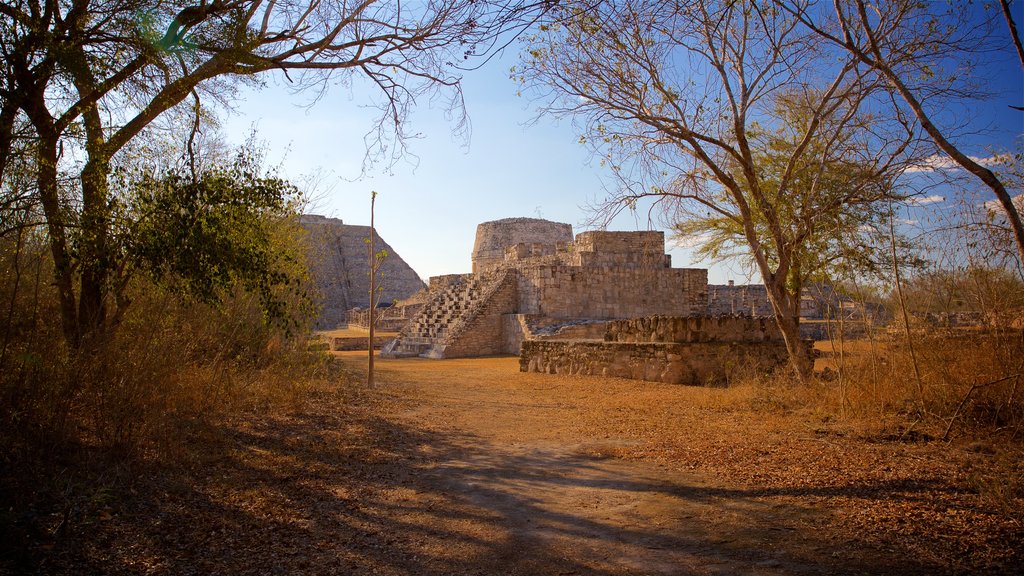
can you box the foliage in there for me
[899,266,1024,317]
[122,151,312,331]
[673,92,901,290]
[0,223,326,459]
[0,0,549,345]
[518,0,927,375]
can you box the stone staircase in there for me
[382,273,490,358]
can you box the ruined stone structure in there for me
[520,316,800,385]
[301,215,426,329]
[471,217,572,273]
[347,293,426,332]
[707,281,827,318]
[382,218,707,359]
[707,282,777,317]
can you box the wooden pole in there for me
[368,191,376,387]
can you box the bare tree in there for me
[518,0,924,377]
[781,0,1024,270]
[0,0,548,346]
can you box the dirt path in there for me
[335,353,1016,575]
[19,352,1020,575]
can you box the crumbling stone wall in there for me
[520,315,803,386]
[605,315,782,343]
[501,315,609,356]
[519,339,791,386]
[472,218,573,273]
[330,335,395,351]
[706,283,776,317]
[517,266,707,320]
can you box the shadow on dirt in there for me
[3,385,983,576]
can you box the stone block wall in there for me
[439,272,519,357]
[472,218,573,273]
[331,335,395,351]
[706,283,775,317]
[519,340,791,386]
[572,230,665,255]
[524,316,609,340]
[604,316,783,343]
[569,231,671,269]
[517,266,707,320]
[501,315,609,356]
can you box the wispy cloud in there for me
[983,193,1024,215]
[906,153,1012,173]
[906,194,944,205]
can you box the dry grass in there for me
[2,349,1022,574]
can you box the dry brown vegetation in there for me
[2,344,1021,575]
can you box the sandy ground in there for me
[11,352,1021,575]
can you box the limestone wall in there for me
[331,335,395,351]
[569,231,670,269]
[517,266,707,320]
[501,315,609,356]
[301,215,426,328]
[706,283,775,317]
[472,218,573,273]
[519,340,791,386]
[519,315,810,385]
[605,316,783,343]
[440,271,519,357]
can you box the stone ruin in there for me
[380,217,803,383]
[521,316,796,386]
[301,215,426,329]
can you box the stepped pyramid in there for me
[301,215,426,329]
[382,218,708,359]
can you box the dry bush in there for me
[810,317,1019,431]
[731,322,1023,440]
[0,236,336,463]
[729,326,1024,520]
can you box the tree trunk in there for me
[35,134,79,346]
[77,156,111,339]
[763,275,812,380]
[72,59,114,341]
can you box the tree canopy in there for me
[518,0,927,375]
[0,0,549,345]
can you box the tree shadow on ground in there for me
[5,386,998,576]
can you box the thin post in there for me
[368,191,377,387]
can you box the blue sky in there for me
[223,50,716,283]
[222,10,1024,285]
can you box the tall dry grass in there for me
[741,325,1023,439]
[0,230,338,464]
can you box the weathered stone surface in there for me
[604,315,783,343]
[707,283,776,317]
[386,228,708,359]
[518,338,793,386]
[472,218,573,273]
[301,215,426,329]
[331,335,395,351]
[519,315,814,385]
